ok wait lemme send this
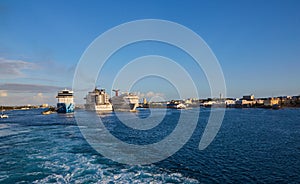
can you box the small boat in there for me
[0,114,9,118]
[272,104,281,110]
[0,114,8,119]
[41,110,53,115]
[167,100,186,109]
[0,109,9,118]
[41,107,56,115]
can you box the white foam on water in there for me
[33,153,199,183]
[0,172,9,182]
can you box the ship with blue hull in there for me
[56,89,75,113]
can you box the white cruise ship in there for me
[84,88,113,111]
[110,91,139,112]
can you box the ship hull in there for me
[111,103,138,112]
[84,104,113,111]
[57,103,74,113]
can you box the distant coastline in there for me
[0,105,51,111]
[139,94,300,109]
[2,94,300,111]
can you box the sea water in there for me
[0,108,299,183]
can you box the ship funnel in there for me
[113,89,120,97]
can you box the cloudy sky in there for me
[1,0,300,105]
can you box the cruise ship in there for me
[110,90,139,112]
[56,89,75,113]
[84,88,113,111]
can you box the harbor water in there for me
[0,108,300,183]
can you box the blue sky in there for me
[0,0,300,105]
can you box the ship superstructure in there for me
[84,88,113,111]
[56,89,75,113]
[110,91,139,112]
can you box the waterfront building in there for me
[278,96,292,106]
[243,94,255,101]
[201,101,216,107]
[255,99,265,105]
[235,99,256,107]
[225,99,236,106]
[139,98,149,108]
[292,95,300,101]
[264,97,280,106]
[184,99,192,104]
[143,98,147,104]
[41,104,49,108]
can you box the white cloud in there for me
[0,83,62,105]
[0,90,8,97]
[1,92,56,106]
[0,58,37,79]
[146,91,165,98]
[36,93,43,98]
[32,93,48,104]
[136,91,165,102]
[0,83,62,93]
